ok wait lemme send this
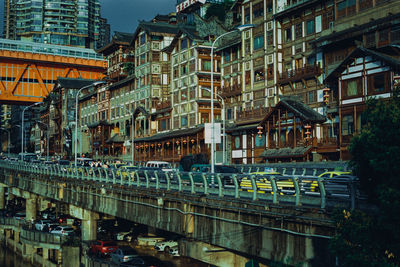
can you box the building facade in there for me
[2,0,109,49]
[68,0,400,164]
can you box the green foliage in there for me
[331,88,400,266]
[204,0,234,22]
[349,88,400,199]
[123,62,134,75]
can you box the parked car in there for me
[90,240,118,257]
[50,225,75,236]
[110,246,139,263]
[169,246,180,257]
[35,219,52,231]
[154,240,178,252]
[115,230,135,242]
[14,212,26,220]
[47,223,59,232]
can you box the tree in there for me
[205,0,234,22]
[330,88,400,266]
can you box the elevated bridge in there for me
[0,161,358,266]
[0,38,106,105]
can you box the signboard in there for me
[176,0,206,13]
[204,123,221,144]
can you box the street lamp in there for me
[202,88,226,164]
[21,102,41,157]
[210,24,255,173]
[74,80,107,167]
[36,121,49,159]
[120,104,135,165]
[0,127,10,157]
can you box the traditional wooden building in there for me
[325,47,400,160]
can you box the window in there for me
[181,115,188,127]
[295,23,302,39]
[368,72,388,94]
[267,30,273,45]
[255,134,265,147]
[253,2,263,19]
[342,114,354,136]
[284,28,292,42]
[140,34,145,45]
[342,78,361,98]
[307,20,315,35]
[254,69,265,82]
[202,60,211,71]
[245,71,251,85]
[181,38,188,50]
[254,35,264,50]
[245,39,251,53]
[224,51,230,62]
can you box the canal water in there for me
[0,244,35,267]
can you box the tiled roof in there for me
[134,125,204,142]
[325,47,400,82]
[260,146,312,159]
[260,97,326,125]
[113,31,133,43]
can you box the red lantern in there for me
[257,125,263,137]
[323,88,330,104]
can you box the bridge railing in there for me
[0,160,363,210]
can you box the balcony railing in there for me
[278,64,321,84]
[154,100,171,110]
[221,85,242,98]
[236,107,268,121]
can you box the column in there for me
[25,196,37,222]
[0,186,5,210]
[81,210,99,241]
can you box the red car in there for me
[90,240,118,257]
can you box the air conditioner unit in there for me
[267,55,274,64]
[245,62,251,70]
[267,21,273,31]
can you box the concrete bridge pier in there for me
[0,185,6,209]
[25,196,37,222]
[69,205,99,241]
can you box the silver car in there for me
[50,225,75,236]
[110,246,138,263]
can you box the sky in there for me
[99,0,177,35]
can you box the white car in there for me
[154,240,178,252]
[169,246,180,256]
[115,230,134,242]
[35,219,52,231]
[50,225,75,236]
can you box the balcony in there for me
[278,64,321,85]
[221,85,242,98]
[154,100,171,111]
[236,107,268,122]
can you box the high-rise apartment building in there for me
[2,0,109,49]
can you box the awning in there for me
[106,134,125,144]
[87,120,111,128]
[134,125,204,142]
[260,146,312,159]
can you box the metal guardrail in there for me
[0,160,363,210]
[0,216,71,246]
